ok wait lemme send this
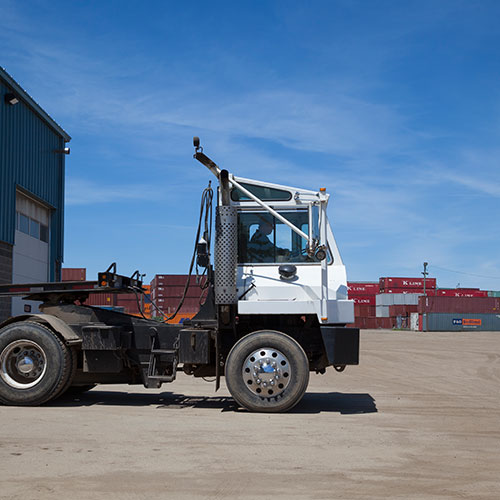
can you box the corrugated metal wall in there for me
[0,78,66,281]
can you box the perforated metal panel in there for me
[215,206,237,304]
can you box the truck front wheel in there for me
[225,330,309,412]
[0,322,74,406]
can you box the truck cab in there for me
[230,176,354,325]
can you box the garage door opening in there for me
[12,191,51,316]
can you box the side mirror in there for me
[314,245,327,261]
[193,136,200,148]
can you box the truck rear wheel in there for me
[0,321,74,406]
[225,330,309,412]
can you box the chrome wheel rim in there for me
[0,340,47,389]
[242,347,291,398]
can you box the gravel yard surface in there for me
[1,329,499,499]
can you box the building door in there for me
[12,191,50,316]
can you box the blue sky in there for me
[1,0,500,289]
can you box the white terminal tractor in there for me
[0,137,359,413]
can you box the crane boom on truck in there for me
[0,138,359,412]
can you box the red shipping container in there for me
[347,317,367,329]
[347,282,380,295]
[115,297,140,310]
[151,275,207,288]
[376,317,394,329]
[350,295,376,306]
[357,317,382,329]
[389,305,418,316]
[365,317,379,329]
[115,293,137,301]
[62,268,86,281]
[153,286,204,299]
[150,275,167,288]
[382,288,436,295]
[165,275,207,286]
[435,289,488,298]
[438,287,479,291]
[118,292,151,302]
[348,316,391,329]
[116,298,140,305]
[354,305,376,317]
[351,302,373,315]
[347,318,363,328]
[157,305,200,315]
[383,288,421,294]
[86,293,117,306]
[154,298,203,314]
[380,277,436,290]
[418,296,500,314]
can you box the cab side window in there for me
[238,211,313,264]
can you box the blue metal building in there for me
[0,67,70,321]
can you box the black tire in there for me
[51,347,77,400]
[0,321,73,406]
[225,330,309,412]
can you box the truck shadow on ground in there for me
[49,390,377,414]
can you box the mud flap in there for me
[320,326,359,365]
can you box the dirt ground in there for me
[0,329,499,499]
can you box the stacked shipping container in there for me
[61,267,151,317]
[419,296,500,331]
[375,293,420,329]
[376,276,437,329]
[379,276,436,294]
[150,274,207,323]
[61,269,497,330]
[419,296,500,314]
[348,277,438,329]
[347,282,379,329]
[434,288,488,297]
[61,268,86,281]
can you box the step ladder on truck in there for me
[0,138,359,412]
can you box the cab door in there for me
[236,210,333,309]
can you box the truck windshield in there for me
[237,211,331,264]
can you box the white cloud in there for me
[437,172,500,198]
[0,20,410,163]
[65,178,164,206]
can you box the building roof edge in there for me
[0,66,71,142]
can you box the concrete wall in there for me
[0,241,13,323]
